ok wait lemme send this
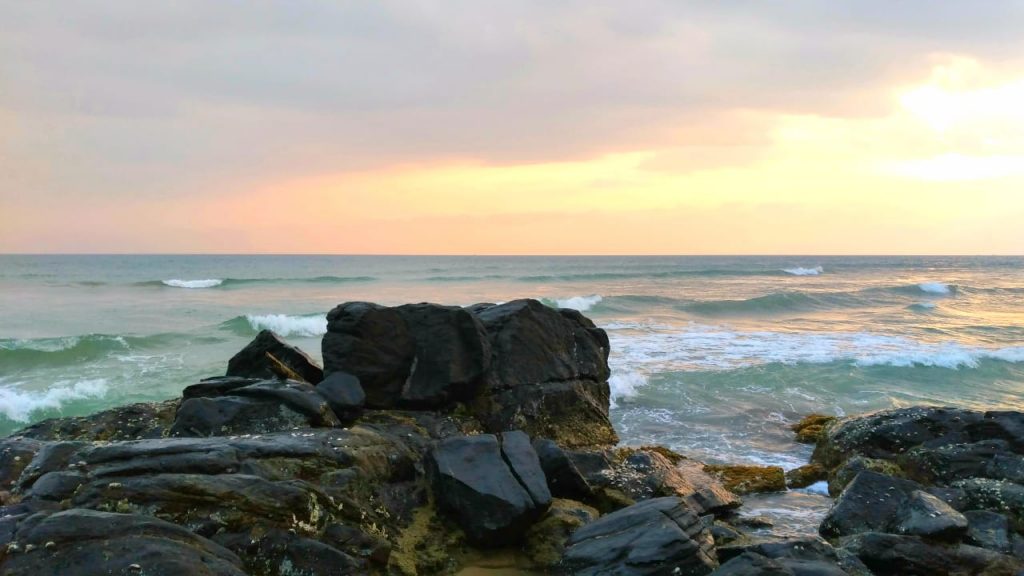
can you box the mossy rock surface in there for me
[703,464,786,495]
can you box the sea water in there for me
[2,255,1023,534]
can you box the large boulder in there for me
[891,490,967,540]
[473,300,617,446]
[0,509,247,576]
[427,432,551,546]
[227,329,324,383]
[813,407,1024,470]
[838,532,1022,576]
[315,371,366,421]
[819,471,923,539]
[322,302,490,408]
[561,496,718,575]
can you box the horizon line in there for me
[2,253,1023,258]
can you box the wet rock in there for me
[533,437,593,500]
[13,399,180,442]
[792,414,837,444]
[226,329,324,384]
[322,302,415,408]
[712,539,859,576]
[964,509,1013,554]
[891,490,967,540]
[473,300,617,447]
[838,531,1022,576]
[785,463,828,489]
[569,447,741,515]
[214,527,364,575]
[703,465,786,495]
[524,498,599,569]
[322,302,491,409]
[500,430,552,508]
[316,371,366,421]
[828,456,905,497]
[0,509,246,576]
[170,395,316,437]
[812,407,1024,471]
[25,470,86,501]
[711,552,795,575]
[0,437,43,491]
[900,439,1024,484]
[427,433,550,546]
[819,471,922,538]
[951,478,1024,528]
[561,496,718,576]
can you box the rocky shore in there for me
[1,299,1021,575]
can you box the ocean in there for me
[2,255,1023,534]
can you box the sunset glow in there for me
[2,4,1023,254]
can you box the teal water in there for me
[2,255,1023,532]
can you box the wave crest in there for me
[221,314,327,338]
[0,379,109,422]
[782,266,823,276]
[162,279,223,288]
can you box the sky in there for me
[2,1,1024,255]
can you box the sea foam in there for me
[553,294,603,311]
[782,266,823,276]
[0,378,109,422]
[608,370,647,408]
[918,282,953,295]
[162,279,224,288]
[245,314,327,338]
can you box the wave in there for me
[542,295,604,312]
[163,278,223,288]
[0,378,109,422]
[0,333,189,370]
[677,291,865,316]
[220,313,327,338]
[144,276,378,289]
[907,302,938,312]
[605,323,1024,374]
[516,268,827,283]
[782,266,823,276]
[609,370,647,408]
[918,282,954,295]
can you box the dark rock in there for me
[524,498,599,569]
[25,470,86,501]
[819,471,922,538]
[839,531,1022,575]
[183,376,262,398]
[561,496,718,576]
[71,473,331,535]
[226,329,324,383]
[322,302,415,408]
[214,527,363,575]
[476,300,610,387]
[952,478,1024,528]
[0,437,43,490]
[472,300,617,447]
[569,447,741,515]
[322,522,392,566]
[500,430,552,508]
[533,437,593,500]
[170,396,315,437]
[891,490,967,540]
[482,379,617,448]
[13,399,180,441]
[15,440,88,490]
[0,509,246,576]
[427,433,549,545]
[390,303,492,407]
[713,541,857,576]
[229,379,341,427]
[712,552,795,575]
[964,509,1013,554]
[827,456,905,497]
[316,371,366,420]
[322,302,491,409]
[813,407,1024,473]
[900,439,1024,484]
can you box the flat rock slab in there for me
[561,496,718,576]
[0,509,246,576]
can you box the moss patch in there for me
[703,464,786,495]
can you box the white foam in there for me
[162,279,223,288]
[608,370,647,408]
[555,294,603,311]
[605,322,1024,373]
[246,314,327,338]
[783,266,823,276]
[918,282,952,294]
[800,481,830,496]
[0,379,109,422]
